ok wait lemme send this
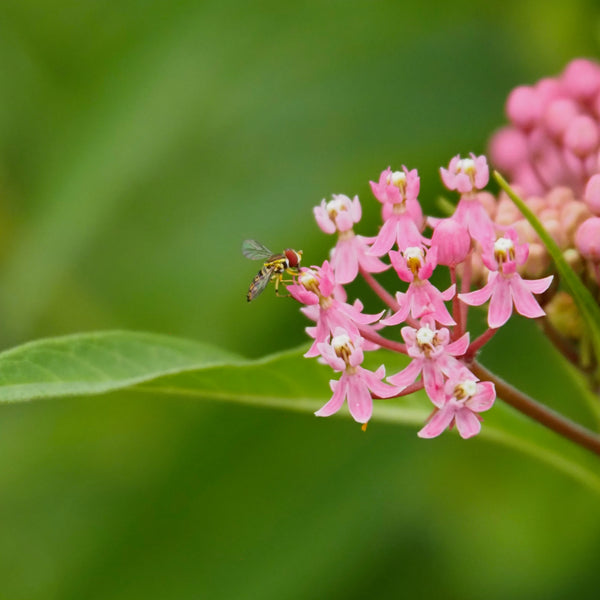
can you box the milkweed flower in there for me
[459,230,553,328]
[314,194,388,284]
[418,368,496,439]
[316,328,400,424]
[440,153,490,193]
[287,262,384,357]
[387,318,469,403]
[369,166,427,256]
[382,246,456,326]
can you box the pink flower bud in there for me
[584,173,600,215]
[488,127,528,172]
[543,98,580,138]
[522,242,550,278]
[575,217,600,261]
[560,200,591,243]
[561,58,600,101]
[496,194,523,226]
[431,219,470,267]
[546,186,575,208]
[506,86,542,129]
[563,115,599,157]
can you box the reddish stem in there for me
[465,328,498,359]
[359,327,407,354]
[471,361,600,456]
[373,379,424,400]
[359,267,399,311]
[450,266,463,340]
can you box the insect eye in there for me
[285,249,300,267]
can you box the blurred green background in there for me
[0,1,600,598]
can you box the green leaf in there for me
[494,171,600,375]
[0,330,598,494]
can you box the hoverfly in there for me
[242,239,303,302]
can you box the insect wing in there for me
[242,239,273,261]
[247,264,276,301]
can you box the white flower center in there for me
[455,379,477,400]
[457,158,475,173]
[326,197,347,216]
[390,170,406,188]
[494,236,515,264]
[332,333,351,351]
[416,326,435,346]
[299,269,318,289]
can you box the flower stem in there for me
[359,327,407,354]
[359,267,399,311]
[465,328,498,359]
[450,266,463,340]
[373,379,424,400]
[471,361,600,456]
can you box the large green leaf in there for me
[0,330,598,494]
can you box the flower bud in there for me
[584,173,600,216]
[563,115,599,157]
[522,242,550,278]
[560,200,591,243]
[545,291,584,340]
[543,98,579,138]
[575,217,600,261]
[431,218,470,267]
[488,127,528,171]
[561,58,600,101]
[506,86,541,129]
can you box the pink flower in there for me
[458,230,553,328]
[430,218,471,267]
[370,166,420,206]
[382,246,456,326]
[314,194,362,234]
[287,262,384,357]
[369,167,426,256]
[451,192,496,246]
[330,233,389,284]
[440,154,490,193]
[387,318,469,403]
[575,217,600,261]
[418,368,496,439]
[313,194,388,283]
[316,329,399,424]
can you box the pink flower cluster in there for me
[486,58,600,329]
[288,155,553,439]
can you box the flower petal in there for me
[418,406,456,438]
[315,376,347,417]
[487,276,513,328]
[346,376,373,423]
[454,408,482,439]
[387,359,423,388]
[510,276,546,320]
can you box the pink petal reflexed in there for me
[487,276,513,328]
[315,378,347,417]
[387,359,423,389]
[417,405,455,438]
[509,276,546,320]
[346,376,373,423]
[454,409,482,439]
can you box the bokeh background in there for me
[0,1,600,598]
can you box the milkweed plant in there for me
[279,58,600,454]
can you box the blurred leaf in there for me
[0,330,598,494]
